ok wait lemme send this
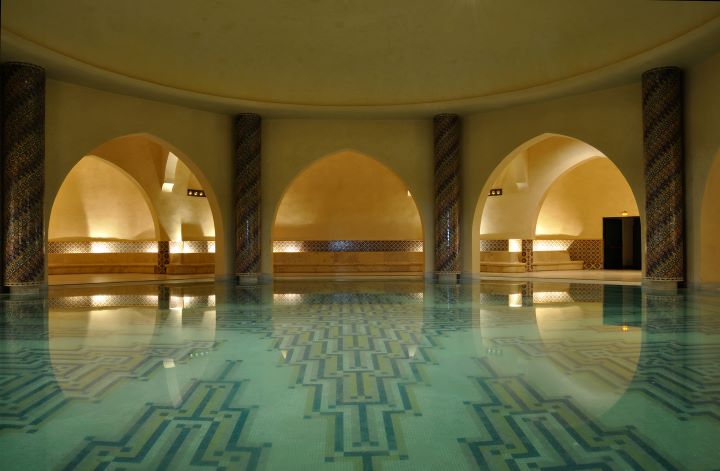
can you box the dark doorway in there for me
[603,216,641,269]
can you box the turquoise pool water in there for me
[0,280,718,470]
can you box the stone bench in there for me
[479,251,525,273]
[167,253,215,274]
[532,250,583,271]
[48,253,158,274]
[274,251,423,274]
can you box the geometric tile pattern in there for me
[1,63,46,286]
[156,241,169,274]
[48,241,158,254]
[62,361,269,470]
[568,239,603,270]
[234,113,262,275]
[459,357,683,470]
[479,240,509,252]
[433,114,461,273]
[490,337,720,422]
[642,66,685,282]
[268,297,430,470]
[521,239,533,272]
[0,341,217,433]
[273,240,424,253]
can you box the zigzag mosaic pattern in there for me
[269,299,431,469]
[0,341,216,433]
[459,358,683,470]
[62,361,268,471]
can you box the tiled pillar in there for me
[642,67,685,288]
[156,241,169,274]
[521,239,534,273]
[234,113,262,283]
[433,114,461,281]
[1,63,45,290]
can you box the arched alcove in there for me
[272,151,424,275]
[49,156,158,241]
[700,149,720,285]
[47,134,222,279]
[472,134,641,275]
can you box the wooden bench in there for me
[531,250,583,271]
[479,251,525,273]
[274,252,423,274]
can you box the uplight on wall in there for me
[407,190,412,197]
[508,293,522,307]
[161,182,174,193]
[621,210,629,216]
[508,239,522,252]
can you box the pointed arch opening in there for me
[47,134,223,282]
[272,150,424,276]
[471,134,641,279]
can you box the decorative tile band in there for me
[2,63,45,286]
[568,240,603,270]
[48,241,159,254]
[273,240,423,253]
[642,67,685,282]
[48,240,216,255]
[234,113,262,275]
[433,114,461,273]
[479,240,509,251]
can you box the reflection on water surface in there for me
[1,280,718,470]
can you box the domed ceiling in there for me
[2,0,720,115]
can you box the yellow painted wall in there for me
[38,49,720,283]
[48,156,157,240]
[273,152,422,240]
[687,52,720,286]
[535,158,640,238]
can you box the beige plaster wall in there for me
[262,118,433,275]
[48,156,157,240]
[44,80,232,276]
[464,83,644,274]
[535,158,640,238]
[687,52,720,286]
[273,152,422,241]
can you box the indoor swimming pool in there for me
[0,280,718,470]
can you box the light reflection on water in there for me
[0,280,718,470]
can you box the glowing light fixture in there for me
[407,190,412,197]
[187,188,206,197]
[622,325,629,332]
[161,182,174,193]
[90,241,111,253]
[163,359,176,369]
[533,240,572,252]
[508,239,522,252]
[508,293,522,307]
[621,210,629,216]
[488,188,503,196]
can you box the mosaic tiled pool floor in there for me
[1,280,719,470]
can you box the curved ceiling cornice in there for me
[2,0,720,117]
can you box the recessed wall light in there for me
[187,188,206,197]
[488,188,503,196]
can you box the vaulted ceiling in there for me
[2,0,720,116]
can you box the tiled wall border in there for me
[273,240,424,253]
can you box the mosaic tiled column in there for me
[642,67,685,287]
[234,113,261,282]
[433,114,461,280]
[1,63,45,289]
[521,239,534,273]
[156,241,169,274]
